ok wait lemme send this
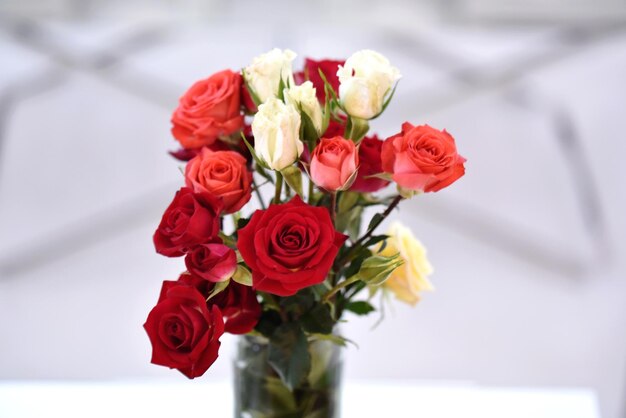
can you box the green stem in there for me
[274,171,283,204]
[308,176,315,204]
[252,177,266,210]
[335,195,403,270]
[323,275,360,303]
[330,192,337,225]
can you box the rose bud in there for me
[237,195,347,296]
[350,135,390,193]
[153,188,222,257]
[284,81,323,134]
[206,281,261,335]
[171,69,244,149]
[184,242,237,283]
[376,222,434,306]
[243,48,296,104]
[310,136,359,192]
[185,148,253,214]
[144,282,224,379]
[337,50,401,120]
[303,58,344,103]
[251,98,303,171]
[381,123,466,193]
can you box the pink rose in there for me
[310,136,358,192]
[382,123,466,193]
[184,242,237,282]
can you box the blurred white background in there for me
[0,1,625,417]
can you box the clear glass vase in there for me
[233,334,343,418]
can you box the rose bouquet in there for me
[144,48,466,416]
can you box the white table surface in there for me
[0,380,601,418]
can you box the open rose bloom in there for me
[145,49,466,410]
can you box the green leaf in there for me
[338,191,359,213]
[255,163,274,184]
[346,206,363,242]
[277,74,287,101]
[371,81,399,120]
[237,216,251,230]
[364,172,393,181]
[309,333,358,349]
[345,301,376,315]
[308,333,347,347]
[299,106,320,144]
[366,213,384,234]
[268,323,312,390]
[218,232,237,248]
[232,264,253,286]
[241,70,262,107]
[264,376,298,412]
[300,304,334,334]
[362,234,389,249]
[281,165,303,197]
[335,205,363,240]
[206,279,230,301]
[342,250,369,280]
[241,132,269,170]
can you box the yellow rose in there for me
[377,222,434,305]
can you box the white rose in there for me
[243,48,296,104]
[284,81,323,134]
[252,97,303,171]
[337,50,401,120]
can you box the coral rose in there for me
[382,123,466,193]
[237,195,347,296]
[185,148,252,214]
[171,69,244,149]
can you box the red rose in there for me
[382,123,466,193]
[144,282,224,379]
[167,274,261,335]
[184,242,237,282]
[171,69,244,149]
[350,135,390,193]
[322,119,345,139]
[237,195,347,296]
[303,58,344,103]
[153,188,222,257]
[185,148,252,214]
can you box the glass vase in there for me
[233,334,343,418]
